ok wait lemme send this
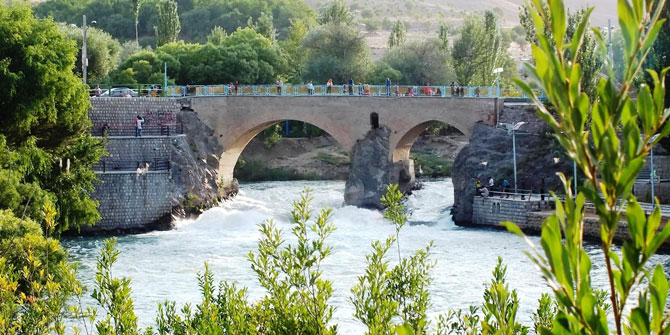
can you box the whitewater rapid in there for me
[64,179,645,332]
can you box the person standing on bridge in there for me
[326,79,333,94]
[276,78,283,95]
[385,78,391,96]
[348,78,354,95]
[307,81,314,95]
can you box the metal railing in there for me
[94,159,171,172]
[91,123,183,137]
[88,83,163,98]
[164,84,546,99]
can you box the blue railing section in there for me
[165,84,543,99]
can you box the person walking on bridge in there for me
[348,78,354,95]
[326,79,333,94]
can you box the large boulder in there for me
[344,126,414,209]
[452,105,572,225]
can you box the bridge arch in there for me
[188,96,499,188]
[391,119,469,163]
[217,116,354,187]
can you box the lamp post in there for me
[493,67,503,98]
[502,122,525,193]
[650,134,660,207]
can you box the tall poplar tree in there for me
[437,23,449,50]
[155,0,180,46]
[388,20,405,48]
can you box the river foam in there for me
[65,179,663,332]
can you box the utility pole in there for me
[82,14,88,85]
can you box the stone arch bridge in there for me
[186,96,502,189]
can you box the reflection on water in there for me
[63,179,670,333]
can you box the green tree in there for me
[388,20,405,48]
[0,207,82,335]
[133,0,145,44]
[352,185,435,335]
[280,18,309,82]
[368,61,402,84]
[507,2,670,335]
[383,38,454,85]
[207,25,227,45]
[250,11,277,41]
[58,23,122,83]
[302,22,370,83]
[452,11,511,86]
[0,4,104,233]
[437,23,449,50]
[155,0,181,46]
[519,3,603,99]
[318,0,353,25]
[646,0,670,108]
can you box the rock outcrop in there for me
[170,110,237,217]
[344,126,415,209]
[452,104,573,225]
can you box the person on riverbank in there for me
[386,78,391,96]
[135,115,144,137]
[327,79,333,94]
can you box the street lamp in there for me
[493,67,503,98]
[650,134,660,207]
[502,122,525,193]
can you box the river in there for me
[63,179,667,332]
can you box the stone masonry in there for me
[89,97,180,134]
[471,196,551,228]
[84,98,180,234]
[81,172,173,233]
[472,196,670,247]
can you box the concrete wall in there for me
[83,172,172,233]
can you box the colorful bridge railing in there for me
[164,84,543,99]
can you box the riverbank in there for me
[236,133,466,181]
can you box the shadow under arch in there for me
[392,120,467,163]
[218,118,352,187]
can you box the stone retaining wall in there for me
[471,196,551,228]
[89,98,180,133]
[96,137,173,163]
[83,172,173,233]
[472,196,670,246]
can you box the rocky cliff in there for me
[170,110,237,217]
[344,126,415,209]
[452,104,573,225]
